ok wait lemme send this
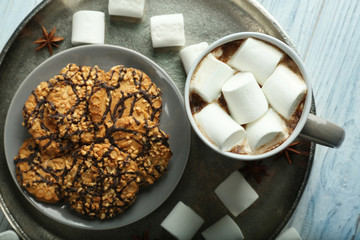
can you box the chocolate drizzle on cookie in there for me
[14,138,70,203]
[16,64,172,219]
[64,143,140,219]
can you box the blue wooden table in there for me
[1,0,359,239]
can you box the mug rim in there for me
[184,32,313,161]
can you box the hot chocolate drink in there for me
[189,37,307,155]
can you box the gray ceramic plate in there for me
[3,44,191,230]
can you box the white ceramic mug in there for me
[184,32,345,160]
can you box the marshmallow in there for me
[0,230,19,240]
[275,227,302,240]
[71,11,105,45]
[246,108,287,151]
[191,54,235,102]
[262,64,307,119]
[150,14,185,48]
[215,171,259,217]
[228,37,283,85]
[201,215,244,240]
[180,42,209,74]
[195,102,246,151]
[108,0,145,18]
[222,72,268,124]
[161,201,204,240]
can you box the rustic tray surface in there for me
[0,0,314,239]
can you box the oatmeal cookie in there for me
[64,143,140,219]
[22,64,105,155]
[135,121,172,185]
[14,138,72,203]
[89,66,162,124]
[103,116,172,186]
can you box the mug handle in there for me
[299,113,345,148]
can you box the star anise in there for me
[278,141,302,164]
[131,229,160,240]
[242,160,269,183]
[33,26,64,55]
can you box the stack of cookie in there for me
[15,64,172,219]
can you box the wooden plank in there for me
[257,0,324,58]
[0,0,42,50]
[291,0,360,239]
[260,0,360,239]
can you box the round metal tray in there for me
[0,0,314,239]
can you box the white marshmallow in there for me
[222,72,268,124]
[71,11,105,45]
[201,215,244,240]
[275,227,302,240]
[180,42,209,74]
[215,171,259,217]
[228,37,283,85]
[262,64,307,119]
[246,108,287,151]
[150,14,185,48]
[194,102,246,151]
[0,230,19,240]
[108,0,145,18]
[161,201,204,240]
[191,54,235,102]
